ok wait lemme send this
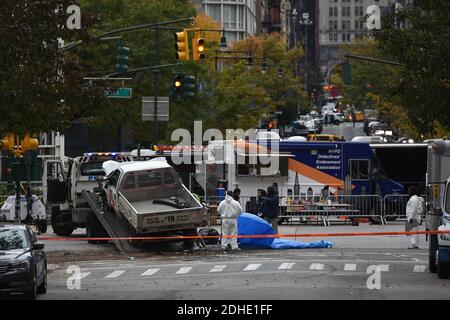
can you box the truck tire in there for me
[429,234,438,273]
[51,207,74,237]
[37,219,48,234]
[183,228,198,252]
[86,211,108,244]
[437,250,450,279]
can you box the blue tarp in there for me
[237,213,333,249]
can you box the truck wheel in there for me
[86,211,108,244]
[37,220,48,234]
[51,207,74,237]
[429,234,438,273]
[437,250,450,279]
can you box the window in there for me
[122,174,135,190]
[138,171,162,188]
[109,170,121,188]
[163,170,176,184]
[347,33,351,41]
[0,229,28,250]
[334,33,338,41]
[329,7,334,16]
[206,5,221,22]
[238,5,244,29]
[355,19,359,29]
[80,162,105,176]
[349,160,369,180]
[223,4,237,29]
[334,7,338,16]
[342,33,346,41]
[329,33,333,41]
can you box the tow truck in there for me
[426,140,450,278]
[42,152,133,237]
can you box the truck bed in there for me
[130,197,187,214]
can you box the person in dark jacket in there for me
[232,188,241,202]
[256,189,267,217]
[262,186,280,234]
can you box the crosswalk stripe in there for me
[210,265,226,273]
[176,267,193,275]
[278,263,295,270]
[344,264,357,271]
[105,270,126,278]
[379,265,390,272]
[79,272,91,279]
[243,264,262,271]
[141,268,160,276]
[413,265,426,273]
[309,263,324,271]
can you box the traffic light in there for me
[21,134,39,152]
[116,45,131,73]
[172,74,196,99]
[343,63,352,85]
[0,134,14,152]
[175,30,189,61]
[192,37,205,61]
[184,75,196,98]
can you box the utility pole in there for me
[291,9,300,117]
[299,13,313,94]
[153,20,160,145]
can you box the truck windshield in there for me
[446,183,450,213]
[80,162,105,176]
[0,229,28,251]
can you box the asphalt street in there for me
[24,222,448,300]
[40,247,449,300]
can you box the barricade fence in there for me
[200,194,420,226]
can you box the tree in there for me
[373,0,450,137]
[0,0,102,136]
[209,33,307,131]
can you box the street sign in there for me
[105,88,133,99]
[142,96,169,122]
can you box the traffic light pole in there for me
[153,21,161,145]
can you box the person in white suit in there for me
[406,186,424,249]
[218,191,243,252]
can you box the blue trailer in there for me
[277,141,405,196]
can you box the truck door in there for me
[106,170,121,212]
[42,160,68,205]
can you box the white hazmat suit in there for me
[406,195,424,248]
[218,195,243,250]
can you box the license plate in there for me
[165,215,175,223]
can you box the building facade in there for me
[192,0,258,42]
[318,0,399,72]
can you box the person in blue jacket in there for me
[262,186,280,234]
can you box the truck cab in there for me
[426,140,450,278]
[102,159,205,237]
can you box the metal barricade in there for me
[382,194,426,223]
[279,194,385,226]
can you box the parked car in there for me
[307,134,344,142]
[0,224,47,299]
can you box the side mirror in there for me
[32,242,45,250]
